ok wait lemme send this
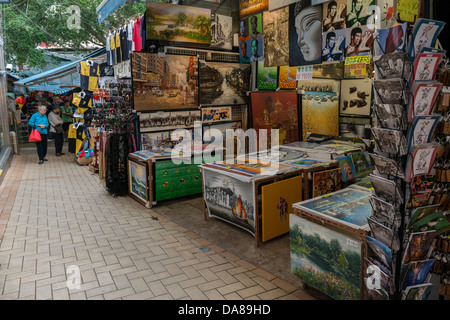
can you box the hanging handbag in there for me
[29,127,42,142]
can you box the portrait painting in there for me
[345,0,376,28]
[322,28,346,62]
[248,13,263,39]
[323,0,346,31]
[289,3,323,66]
[345,25,374,57]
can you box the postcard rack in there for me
[367,26,447,300]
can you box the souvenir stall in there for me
[93,0,450,300]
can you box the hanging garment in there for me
[115,30,122,64]
[105,133,129,196]
[120,25,129,61]
[140,12,146,51]
[106,33,111,66]
[110,31,116,65]
[71,91,94,114]
[127,21,134,55]
[79,60,100,92]
[133,16,142,52]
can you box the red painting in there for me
[251,92,299,147]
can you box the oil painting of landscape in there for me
[289,214,362,300]
[146,2,211,44]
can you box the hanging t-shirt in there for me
[133,16,142,52]
[120,25,129,61]
[127,22,134,55]
[71,91,94,114]
[140,12,146,51]
[110,32,116,65]
[106,34,111,66]
[115,30,122,64]
[79,60,100,92]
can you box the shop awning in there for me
[13,47,105,94]
[97,0,137,23]
[26,85,75,95]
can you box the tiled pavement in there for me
[0,147,315,300]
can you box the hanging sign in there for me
[296,66,313,81]
[344,55,371,78]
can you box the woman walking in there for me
[28,105,49,165]
[48,104,65,156]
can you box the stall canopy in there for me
[97,0,138,23]
[13,47,106,95]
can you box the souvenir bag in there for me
[29,126,42,142]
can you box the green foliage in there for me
[3,0,145,68]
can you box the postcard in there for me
[365,258,395,295]
[369,153,405,180]
[373,78,408,105]
[402,230,436,264]
[366,236,392,269]
[405,143,440,182]
[373,51,411,80]
[400,259,436,291]
[369,195,402,228]
[412,52,443,81]
[371,128,408,156]
[373,104,408,131]
[409,211,450,235]
[403,283,433,300]
[408,80,443,122]
[367,217,401,251]
[407,204,440,229]
[349,151,373,177]
[406,116,440,150]
[408,18,446,60]
[368,174,404,205]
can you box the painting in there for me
[401,260,436,291]
[339,116,372,139]
[263,6,290,67]
[248,13,263,39]
[345,25,374,57]
[408,19,446,60]
[279,66,298,89]
[239,18,250,43]
[139,110,201,132]
[293,188,372,229]
[254,60,278,90]
[377,0,396,29]
[210,13,233,50]
[261,176,302,242]
[251,91,299,147]
[336,155,358,181]
[289,3,323,66]
[322,29,346,62]
[374,23,407,56]
[312,168,343,198]
[298,78,341,93]
[128,159,149,206]
[349,151,373,177]
[201,107,232,123]
[141,130,192,151]
[301,91,339,140]
[239,40,250,63]
[408,81,443,122]
[322,0,347,31]
[239,0,269,18]
[132,54,198,111]
[339,79,372,116]
[290,214,362,300]
[146,2,211,44]
[313,60,344,79]
[199,61,251,106]
[346,0,376,28]
[203,168,256,236]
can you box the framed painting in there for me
[139,110,201,133]
[339,79,372,116]
[248,13,263,39]
[203,168,256,236]
[210,13,233,50]
[312,168,343,198]
[322,28,346,62]
[336,155,358,181]
[199,61,251,106]
[262,176,302,242]
[298,78,341,93]
[250,91,299,147]
[128,159,149,206]
[201,106,232,123]
[345,25,374,57]
[132,53,199,111]
[254,60,278,90]
[146,2,211,44]
[290,213,362,300]
[263,7,290,67]
[279,66,298,89]
[289,3,323,66]
[345,0,375,28]
[322,0,347,32]
[239,0,268,18]
[293,188,372,229]
[301,91,339,140]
